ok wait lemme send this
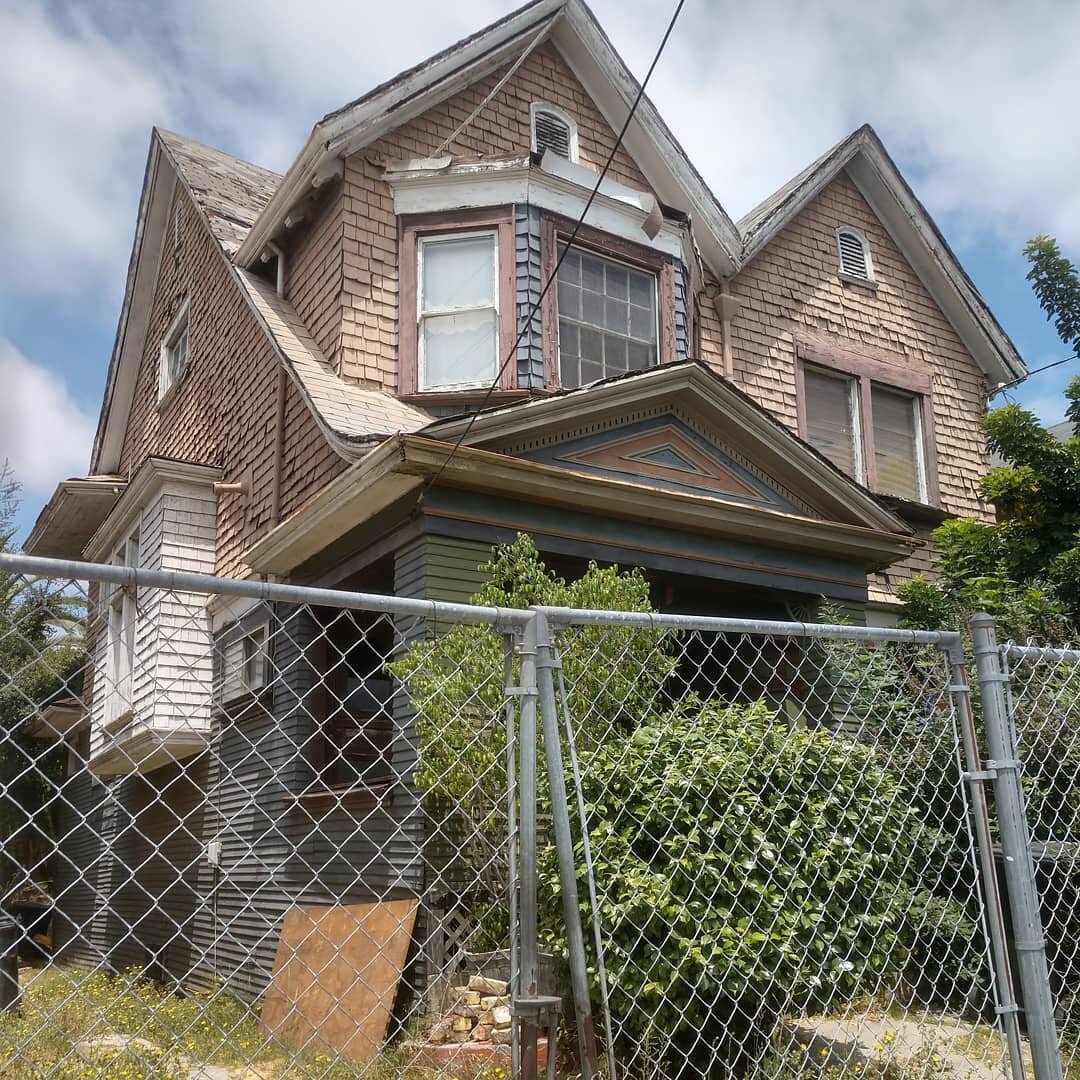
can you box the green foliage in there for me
[388,533,674,892]
[895,237,1080,637]
[1025,236,1080,355]
[541,698,922,1069]
[0,464,85,893]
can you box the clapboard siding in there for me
[52,535,497,999]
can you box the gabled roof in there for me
[244,362,916,577]
[90,129,418,475]
[157,130,281,256]
[232,0,742,277]
[737,124,1025,385]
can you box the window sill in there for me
[875,494,952,526]
[838,272,878,291]
[156,371,188,414]
[288,781,394,810]
[399,389,538,408]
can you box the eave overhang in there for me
[24,701,85,741]
[425,362,911,536]
[24,477,127,559]
[243,433,916,578]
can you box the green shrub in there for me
[541,698,922,1073]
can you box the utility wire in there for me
[988,352,1079,399]
[418,0,688,500]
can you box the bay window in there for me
[556,243,658,388]
[397,207,516,398]
[797,340,937,505]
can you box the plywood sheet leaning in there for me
[261,899,419,1064]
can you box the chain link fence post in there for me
[534,607,599,1080]
[971,612,1064,1080]
[947,635,1027,1078]
[516,612,542,1080]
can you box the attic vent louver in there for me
[837,226,873,283]
[531,103,577,162]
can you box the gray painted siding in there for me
[674,259,689,361]
[51,536,497,999]
[515,204,544,388]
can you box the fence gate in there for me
[540,607,1023,1080]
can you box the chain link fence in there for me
[544,610,1013,1080]
[1000,639,1080,1077]
[0,551,1076,1080]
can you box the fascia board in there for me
[243,438,421,575]
[388,161,688,259]
[92,139,174,473]
[401,436,914,566]
[235,4,563,268]
[551,3,741,277]
[426,365,906,535]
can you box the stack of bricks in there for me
[428,975,513,1046]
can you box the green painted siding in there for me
[395,535,491,605]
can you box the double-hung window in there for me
[159,298,190,401]
[556,244,659,388]
[106,532,139,727]
[417,231,499,391]
[798,341,936,505]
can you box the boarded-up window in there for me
[872,385,924,501]
[803,366,860,480]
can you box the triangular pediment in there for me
[424,361,912,536]
[536,417,806,512]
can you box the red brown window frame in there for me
[794,337,940,506]
[539,212,677,390]
[397,207,517,397]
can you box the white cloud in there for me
[0,340,95,494]
[2,0,1079,350]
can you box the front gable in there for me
[516,413,811,515]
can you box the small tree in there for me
[0,464,85,895]
[388,534,674,905]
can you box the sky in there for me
[1,0,1078,542]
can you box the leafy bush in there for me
[541,698,922,1072]
[388,534,674,894]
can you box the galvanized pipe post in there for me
[947,639,1026,1079]
[971,613,1063,1080]
[533,609,599,1080]
[517,615,541,1080]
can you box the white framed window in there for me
[802,366,864,484]
[106,531,140,727]
[159,298,190,401]
[836,226,874,284]
[556,243,658,388]
[530,102,579,162]
[242,624,268,692]
[417,231,499,391]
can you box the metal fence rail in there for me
[0,551,1075,1080]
